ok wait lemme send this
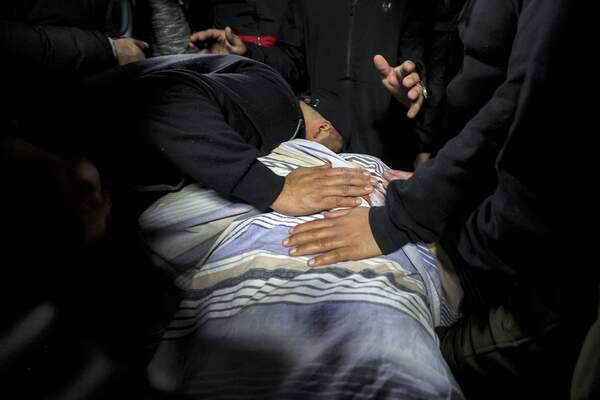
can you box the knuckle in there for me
[318,238,329,249]
[331,249,344,262]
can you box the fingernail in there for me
[308,259,316,266]
[362,171,371,176]
[283,239,290,246]
[364,185,373,191]
[370,178,378,186]
[355,198,362,205]
[290,248,297,255]
[288,227,294,234]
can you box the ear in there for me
[305,123,320,141]
[315,120,334,141]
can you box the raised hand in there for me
[374,54,425,119]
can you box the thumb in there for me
[224,27,237,43]
[133,39,150,49]
[373,54,392,78]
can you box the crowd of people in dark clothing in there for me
[1,0,598,399]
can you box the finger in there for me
[326,196,364,209]
[191,29,222,43]
[402,72,420,89]
[288,217,333,235]
[321,173,375,189]
[324,167,372,179]
[383,177,405,188]
[133,39,150,49]
[190,31,208,42]
[308,248,350,266]
[408,85,422,101]
[407,96,424,119]
[286,226,336,247]
[323,209,351,219]
[384,169,413,180]
[206,28,223,38]
[320,184,373,199]
[399,60,416,78]
[290,236,348,257]
[286,228,339,250]
[224,26,239,45]
[373,54,393,79]
[224,41,235,54]
[300,194,362,212]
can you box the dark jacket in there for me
[0,0,117,80]
[370,0,587,291]
[415,0,465,153]
[243,0,426,165]
[148,0,288,56]
[0,0,119,133]
[212,0,288,38]
[85,54,303,211]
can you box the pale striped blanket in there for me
[142,140,463,399]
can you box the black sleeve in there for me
[243,0,307,92]
[397,0,428,77]
[369,0,539,254]
[396,0,430,152]
[0,20,116,78]
[137,79,285,211]
[415,0,465,153]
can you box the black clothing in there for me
[86,54,304,211]
[370,0,596,394]
[0,0,121,145]
[212,0,288,38]
[416,0,465,153]
[243,0,426,166]
[371,0,542,269]
[0,0,117,80]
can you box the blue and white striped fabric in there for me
[143,140,463,399]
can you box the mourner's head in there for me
[298,89,349,153]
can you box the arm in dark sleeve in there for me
[413,13,457,153]
[139,80,284,211]
[0,20,116,78]
[397,0,429,77]
[370,0,540,254]
[397,0,430,151]
[243,1,307,91]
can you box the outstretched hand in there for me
[271,164,376,216]
[374,54,425,119]
[283,207,382,266]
